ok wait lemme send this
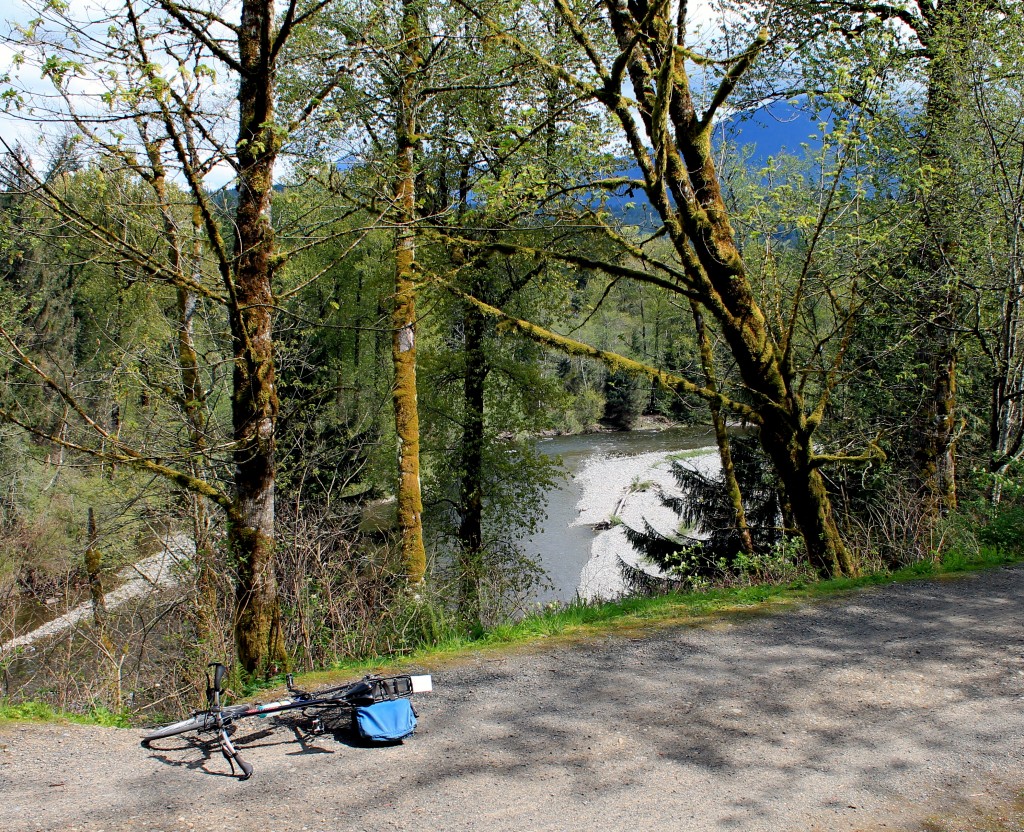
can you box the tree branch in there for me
[430,231,698,299]
[433,277,762,424]
[810,436,886,468]
[153,0,244,74]
[0,324,237,517]
[698,28,769,135]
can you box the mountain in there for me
[601,100,826,227]
[719,100,825,166]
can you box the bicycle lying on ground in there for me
[141,662,432,780]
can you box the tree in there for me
[441,0,892,576]
[391,0,428,583]
[764,0,1011,520]
[957,10,1024,500]
[1,0,350,675]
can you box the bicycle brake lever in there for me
[218,728,254,781]
[221,746,254,781]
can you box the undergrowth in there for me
[7,536,1023,723]
[0,699,129,727]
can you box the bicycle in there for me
[141,662,432,780]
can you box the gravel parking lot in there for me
[3,567,1024,832]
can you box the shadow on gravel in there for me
[117,570,1024,832]
[322,570,1024,827]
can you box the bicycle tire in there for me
[142,702,254,746]
[141,714,211,745]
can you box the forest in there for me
[1,0,1023,718]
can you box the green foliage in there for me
[978,505,1024,555]
[730,536,816,586]
[0,699,129,727]
[601,368,646,430]
[624,435,783,585]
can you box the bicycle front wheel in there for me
[141,713,212,746]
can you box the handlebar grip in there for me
[210,662,228,693]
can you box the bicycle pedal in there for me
[310,717,324,735]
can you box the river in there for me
[529,426,720,602]
[3,428,719,649]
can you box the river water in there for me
[529,426,719,602]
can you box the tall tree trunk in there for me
[908,0,980,516]
[229,0,286,675]
[989,242,1024,502]
[392,0,426,584]
[457,294,488,627]
[181,210,218,644]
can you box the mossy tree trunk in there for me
[86,507,106,628]
[391,0,427,584]
[448,1,861,575]
[227,0,286,676]
[908,0,981,517]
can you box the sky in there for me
[0,0,738,186]
[0,0,40,152]
[0,0,242,187]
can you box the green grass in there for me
[0,699,130,728]
[7,543,1023,721]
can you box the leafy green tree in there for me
[1,0,351,676]
[439,0,911,576]
[760,0,1012,521]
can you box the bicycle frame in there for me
[142,662,432,780]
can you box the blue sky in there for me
[1,0,49,151]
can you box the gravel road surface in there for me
[3,567,1024,832]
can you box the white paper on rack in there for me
[410,675,432,693]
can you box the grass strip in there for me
[298,544,1023,688]
[0,700,129,728]
[5,545,1021,723]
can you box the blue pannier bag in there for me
[354,698,417,742]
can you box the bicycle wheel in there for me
[141,713,213,746]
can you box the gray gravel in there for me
[4,567,1024,832]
